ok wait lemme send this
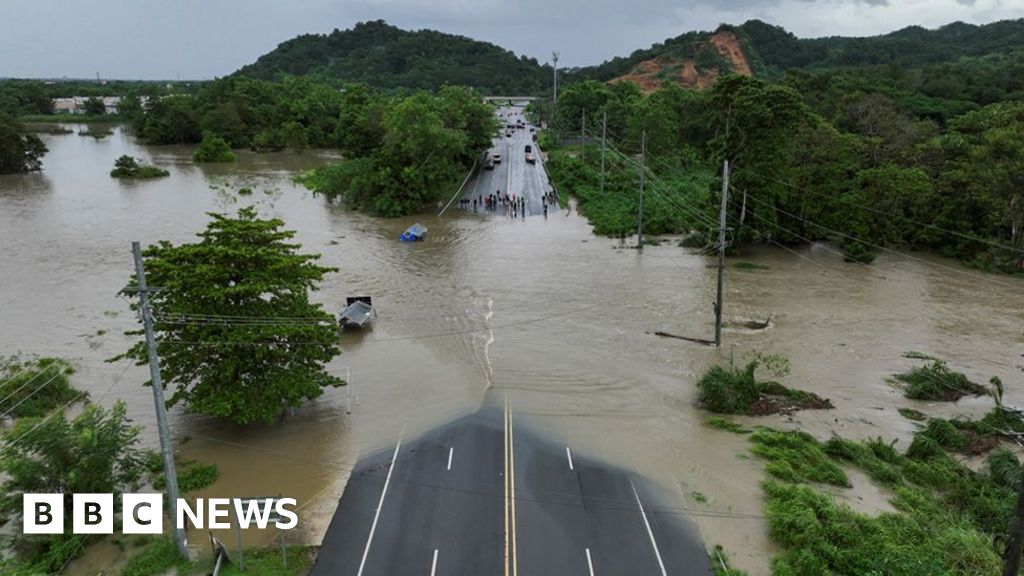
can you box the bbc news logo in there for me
[23,494,298,535]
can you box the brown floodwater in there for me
[2,125,1023,575]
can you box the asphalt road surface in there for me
[460,106,555,218]
[310,402,713,575]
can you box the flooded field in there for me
[2,125,1022,574]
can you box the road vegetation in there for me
[114,207,343,424]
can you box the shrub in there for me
[0,356,79,419]
[697,362,761,414]
[192,132,236,163]
[697,360,830,415]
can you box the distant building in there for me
[49,95,147,115]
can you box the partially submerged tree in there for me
[118,208,343,424]
[0,114,47,174]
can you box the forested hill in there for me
[235,20,550,94]
[568,18,1024,87]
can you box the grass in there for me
[705,416,752,434]
[120,538,312,576]
[763,481,1001,576]
[893,360,987,401]
[692,491,708,503]
[121,538,193,576]
[750,429,849,486]
[739,415,1023,575]
[153,459,219,493]
[897,407,927,421]
[710,545,748,575]
[696,361,832,415]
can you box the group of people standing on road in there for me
[458,186,559,219]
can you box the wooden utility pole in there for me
[131,241,187,557]
[637,131,647,250]
[600,111,607,196]
[714,161,730,348]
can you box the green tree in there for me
[138,95,201,144]
[192,132,236,163]
[0,114,47,174]
[0,401,144,572]
[118,208,343,424]
[116,94,143,121]
[83,96,106,116]
[335,83,388,157]
[110,155,140,176]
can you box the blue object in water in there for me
[399,223,428,242]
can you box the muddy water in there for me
[2,126,1023,575]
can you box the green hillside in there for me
[235,20,550,95]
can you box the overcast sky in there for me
[1,0,1022,79]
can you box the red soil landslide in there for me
[611,30,752,93]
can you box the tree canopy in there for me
[118,208,343,424]
[0,114,47,174]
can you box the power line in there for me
[740,191,1021,289]
[741,167,1024,257]
[0,361,61,408]
[0,368,67,420]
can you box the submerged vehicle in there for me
[399,222,428,242]
[339,296,374,330]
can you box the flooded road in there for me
[2,125,1023,574]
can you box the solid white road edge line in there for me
[631,480,667,576]
[356,438,402,576]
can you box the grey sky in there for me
[1,0,1022,79]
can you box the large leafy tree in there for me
[119,208,343,424]
[0,114,47,174]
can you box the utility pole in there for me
[714,161,730,348]
[131,241,187,557]
[637,131,647,250]
[600,111,607,196]
[552,51,559,123]
[581,108,586,162]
